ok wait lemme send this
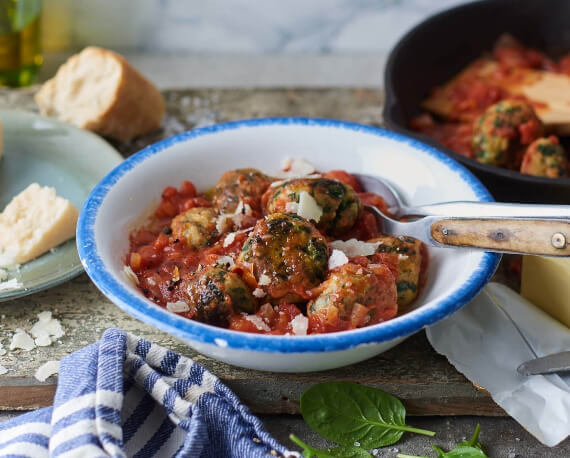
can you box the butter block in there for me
[521,255,570,328]
[0,183,79,267]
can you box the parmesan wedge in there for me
[0,184,79,267]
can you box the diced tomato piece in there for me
[180,180,197,197]
[519,119,542,145]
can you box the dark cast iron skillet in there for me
[383,0,570,203]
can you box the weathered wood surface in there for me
[0,87,515,416]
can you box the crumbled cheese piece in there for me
[216,214,234,234]
[329,239,380,258]
[30,311,65,342]
[216,255,235,268]
[214,338,228,347]
[285,201,299,213]
[35,334,52,347]
[290,314,308,335]
[166,301,190,313]
[10,329,36,351]
[0,278,22,291]
[235,200,252,216]
[147,277,156,286]
[328,249,349,270]
[279,157,316,178]
[252,288,266,298]
[258,274,271,286]
[0,365,7,376]
[0,269,7,282]
[0,183,79,267]
[296,191,323,222]
[398,254,409,261]
[123,265,139,286]
[223,232,236,247]
[34,360,60,382]
[244,314,271,332]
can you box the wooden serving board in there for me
[0,87,514,416]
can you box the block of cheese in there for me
[521,255,570,328]
[35,46,165,142]
[0,183,79,267]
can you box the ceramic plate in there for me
[0,110,123,302]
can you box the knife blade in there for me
[517,351,570,376]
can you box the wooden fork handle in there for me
[431,219,570,256]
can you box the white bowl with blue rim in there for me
[77,118,500,372]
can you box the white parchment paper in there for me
[426,282,570,447]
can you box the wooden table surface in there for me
[3,88,566,457]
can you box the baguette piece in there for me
[35,46,165,142]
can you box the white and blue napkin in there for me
[0,328,289,457]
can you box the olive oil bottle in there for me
[0,0,42,87]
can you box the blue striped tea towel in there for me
[0,328,291,457]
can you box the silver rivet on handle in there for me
[551,232,567,249]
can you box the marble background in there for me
[43,0,470,54]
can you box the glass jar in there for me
[0,0,42,87]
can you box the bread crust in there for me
[35,47,165,142]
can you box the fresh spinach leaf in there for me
[300,381,435,449]
[433,424,487,457]
[457,424,483,450]
[289,434,372,457]
[396,424,487,458]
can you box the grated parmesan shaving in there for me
[290,314,309,335]
[329,239,380,258]
[123,265,139,286]
[223,232,236,247]
[252,288,266,298]
[258,274,271,286]
[278,157,316,178]
[31,311,65,342]
[10,329,36,351]
[34,360,60,382]
[216,255,235,268]
[297,191,323,222]
[0,278,22,291]
[216,214,234,234]
[235,200,252,216]
[328,249,349,270]
[243,314,271,332]
[398,254,409,261]
[166,301,190,313]
[285,202,299,213]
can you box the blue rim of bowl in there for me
[77,117,501,353]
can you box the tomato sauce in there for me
[410,36,570,164]
[127,170,428,335]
